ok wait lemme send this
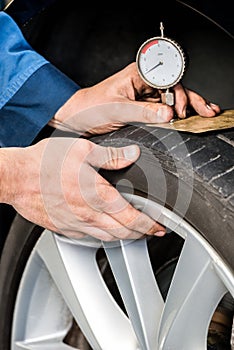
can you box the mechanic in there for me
[0,9,221,241]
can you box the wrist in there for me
[0,147,24,204]
[53,88,87,124]
[48,89,87,134]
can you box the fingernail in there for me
[147,225,166,236]
[155,230,166,237]
[206,103,212,110]
[210,102,218,108]
[176,107,186,119]
[181,107,187,118]
[124,145,140,160]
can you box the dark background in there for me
[183,0,234,36]
[10,0,232,107]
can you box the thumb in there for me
[126,100,174,123]
[87,143,141,170]
[94,100,174,124]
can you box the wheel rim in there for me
[11,194,234,350]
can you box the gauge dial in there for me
[136,36,185,89]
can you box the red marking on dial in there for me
[141,40,159,54]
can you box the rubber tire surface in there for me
[92,125,234,270]
[0,125,233,349]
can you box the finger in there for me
[65,100,174,133]
[91,171,166,237]
[82,145,166,238]
[101,98,174,124]
[97,196,166,239]
[55,229,87,240]
[185,88,221,117]
[113,99,174,123]
[78,163,166,238]
[86,142,141,170]
[55,225,141,242]
[173,84,188,118]
[109,201,166,237]
[50,194,144,241]
[58,224,116,241]
[83,212,146,241]
[52,188,145,241]
[63,195,153,241]
[131,100,174,123]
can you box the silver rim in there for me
[11,194,234,350]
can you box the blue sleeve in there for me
[0,11,80,147]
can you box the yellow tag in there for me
[147,109,234,133]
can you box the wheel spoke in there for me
[37,231,139,350]
[12,246,72,349]
[15,341,73,349]
[103,238,164,350]
[158,234,228,350]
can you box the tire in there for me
[0,125,233,350]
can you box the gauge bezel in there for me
[136,36,186,89]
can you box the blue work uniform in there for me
[0,10,79,147]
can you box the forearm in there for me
[0,145,38,206]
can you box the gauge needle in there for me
[146,61,163,74]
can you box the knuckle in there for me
[106,146,121,169]
[142,103,156,122]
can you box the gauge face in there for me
[136,36,185,89]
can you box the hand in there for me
[50,62,220,133]
[173,84,221,119]
[1,138,166,241]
